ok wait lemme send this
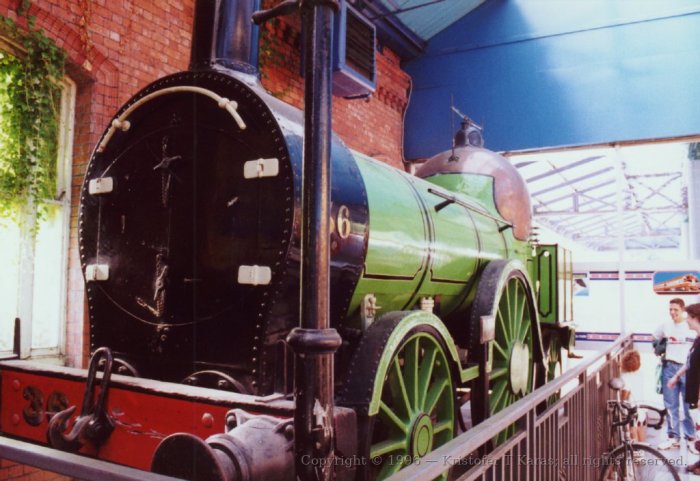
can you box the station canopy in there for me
[506,143,689,259]
[371,0,485,40]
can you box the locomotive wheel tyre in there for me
[339,311,458,481]
[542,331,563,407]
[468,260,545,442]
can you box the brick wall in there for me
[0,0,409,476]
[259,14,411,169]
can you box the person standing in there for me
[654,297,696,449]
[666,303,700,471]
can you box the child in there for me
[620,349,647,443]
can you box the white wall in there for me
[573,261,700,335]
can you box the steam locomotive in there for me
[0,1,575,480]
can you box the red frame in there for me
[0,362,293,470]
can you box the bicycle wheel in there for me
[599,443,680,481]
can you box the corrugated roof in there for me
[373,0,486,40]
[508,143,689,257]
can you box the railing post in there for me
[527,410,535,481]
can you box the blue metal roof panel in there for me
[403,0,700,157]
[374,0,486,40]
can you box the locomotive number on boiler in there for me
[334,205,351,240]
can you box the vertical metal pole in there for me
[286,1,341,481]
[614,146,626,334]
[687,145,700,259]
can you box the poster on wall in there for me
[573,273,589,296]
[652,271,700,295]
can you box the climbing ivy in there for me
[259,17,286,79]
[0,9,66,223]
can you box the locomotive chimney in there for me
[190,0,260,74]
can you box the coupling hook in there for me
[47,347,115,451]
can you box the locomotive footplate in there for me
[0,360,356,479]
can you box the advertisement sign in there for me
[652,271,700,295]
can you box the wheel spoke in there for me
[434,419,453,435]
[493,340,508,360]
[491,381,512,414]
[489,382,507,412]
[497,306,509,342]
[510,282,519,329]
[517,290,527,339]
[498,392,514,413]
[509,283,519,342]
[404,338,420,412]
[518,317,530,343]
[490,379,508,411]
[490,365,508,380]
[370,438,408,458]
[423,378,448,415]
[504,285,513,342]
[390,357,412,417]
[417,344,437,408]
[379,401,409,433]
[505,278,512,321]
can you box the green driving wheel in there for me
[340,312,457,481]
[469,260,543,443]
[489,273,535,440]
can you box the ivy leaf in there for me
[0,12,65,225]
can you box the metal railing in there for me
[387,335,632,481]
[0,336,631,481]
[0,436,181,481]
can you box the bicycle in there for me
[598,377,681,481]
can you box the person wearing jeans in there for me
[654,297,696,450]
[661,360,696,447]
[667,302,700,473]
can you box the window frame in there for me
[0,43,76,360]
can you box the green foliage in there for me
[259,18,286,78]
[0,12,66,223]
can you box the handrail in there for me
[427,188,514,232]
[388,334,632,481]
[0,436,183,481]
